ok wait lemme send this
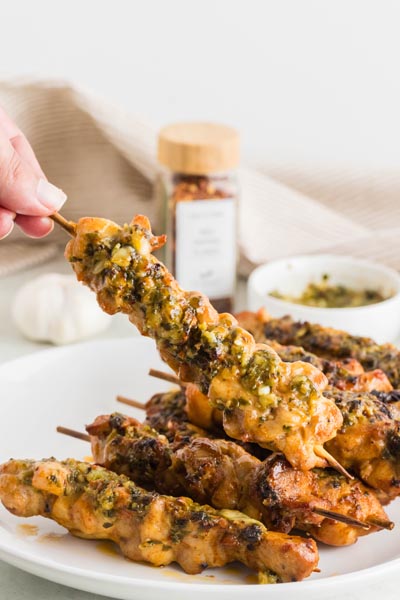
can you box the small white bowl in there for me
[247,255,400,342]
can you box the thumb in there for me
[0,132,66,217]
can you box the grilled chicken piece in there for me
[0,458,318,583]
[65,215,342,470]
[145,388,223,441]
[146,388,218,440]
[145,388,263,457]
[238,310,400,388]
[236,311,392,393]
[266,340,391,393]
[324,390,400,502]
[147,386,400,503]
[87,413,391,546]
[146,388,269,460]
[337,370,393,393]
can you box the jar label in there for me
[175,198,236,299]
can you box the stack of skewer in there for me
[1,213,400,585]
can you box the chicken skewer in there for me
[144,368,400,503]
[324,388,400,503]
[183,383,400,504]
[262,340,391,393]
[147,365,392,439]
[236,312,393,393]
[54,212,343,472]
[57,413,392,546]
[238,310,400,389]
[122,386,397,528]
[119,387,271,463]
[0,458,319,583]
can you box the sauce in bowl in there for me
[269,274,389,308]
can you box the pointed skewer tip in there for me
[312,507,370,530]
[148,368,187,388]
[366,517,395,531]
[116,395,145,410]
[315,446,354,480]
[56,425,90,442]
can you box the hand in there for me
[0,106,66,240]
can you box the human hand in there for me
[0,106,66,240]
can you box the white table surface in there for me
[0,254,399,600]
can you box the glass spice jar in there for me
[157,122,239,313]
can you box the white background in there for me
[1,0,400,170]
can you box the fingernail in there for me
[37,178,67,211]
[0,221,14,241]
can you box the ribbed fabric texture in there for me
[1,79,399,276]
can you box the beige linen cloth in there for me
[1,79,399,277]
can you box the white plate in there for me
[0,338,399,600]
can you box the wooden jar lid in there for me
[158,122,239,174]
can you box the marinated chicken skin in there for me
[0,458,318,583]
[65,215,343,470]
[87,413,391,546]
[240,311,400,388]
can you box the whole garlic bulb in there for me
[13,273,111,345]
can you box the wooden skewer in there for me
[56,425,90,442]
[56,425,375,531]
[50,212,77,236]
[314,445,354,480]
[312,508,370,530]
[148,368,187,388]
[366,517,394,531]
[313,508,394,531]
[116,395,145,410]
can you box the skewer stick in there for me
[366,517,394,531]
[116,395,145,410]
[50,213,77,236]
[149,368,187,388]
[313,508,394,531]
[56,425,376,532]
[312,508,370,530]
[56,426,90,442]
[315,445,354,480]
